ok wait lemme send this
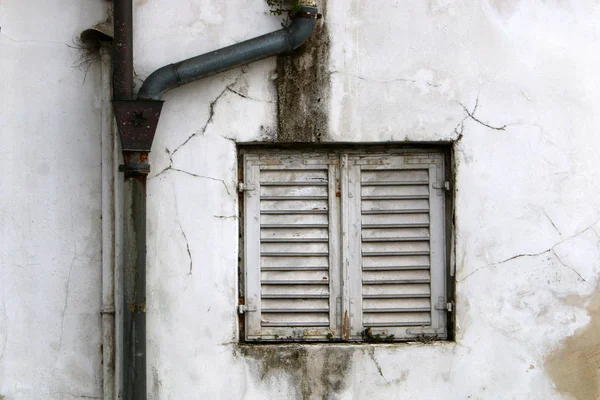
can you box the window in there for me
[239,148,452,342]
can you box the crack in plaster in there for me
[226,87,275,104]
[543,211,563,237]
[175,198,193,276]
[552,250,586,282]
[59,210,77,353]
[1,33,65,44]
[148,76,243,195]
[148,147,175,180]
[453,110,470,142]
[331,70,441,88]
[458,97,507,131]
[168,72,244,159]
[59,254,75,352]
[366,348,388,384]
[157,168,231,195]
[458,219,600,283]
[454,119,465,141]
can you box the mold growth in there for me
[545,283,600,399]
[236,345,352,399]
[276,0,330,142]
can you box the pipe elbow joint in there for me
[287,6,319,49]
[138,64,179,101]
[137,5,319,101]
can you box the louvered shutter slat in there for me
[244,155,339,340]
[352,155,447,339]
[361,168,432,329]
[245,151,447,342]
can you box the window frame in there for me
[238,145,455,343]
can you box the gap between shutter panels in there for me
[259,166,332,330]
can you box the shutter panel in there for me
[243,154,340,341]
[348,153,447,340]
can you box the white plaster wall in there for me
[0,1,106,399]
[2,0,597,396]
[140,0,599,399]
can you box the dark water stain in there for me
[276,0,331,143]
[236,344,352,399]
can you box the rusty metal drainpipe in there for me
[112,0,151,399]
[110,3,319,399]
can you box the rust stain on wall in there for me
[545,284,600,400]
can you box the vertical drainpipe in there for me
[110,1,318,399]
[112,1,150,399]
[113,0,133,99]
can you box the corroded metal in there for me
[113,1,145,399]
[113,100,164,153]
[122,175,147,400]
[120,151,151,177]
[111,2,320,399]
[113,0,133,100]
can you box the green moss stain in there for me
[236,345,352,399]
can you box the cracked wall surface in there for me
[137,0,600,399]
[0,1,106,399]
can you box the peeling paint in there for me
[546,284,600,400]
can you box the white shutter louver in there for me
[346,154,447,340]
[242,150,448,342]
[243,154,340,340]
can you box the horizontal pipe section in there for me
[138,7,318,100]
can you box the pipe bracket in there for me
[119,163,150,177]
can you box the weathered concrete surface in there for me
[139,1,600,398]
[0,1,106,399]
[236,345,352,399]
[0,0,594,398]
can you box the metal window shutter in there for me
[243,154,341,340]
[346,153,447,340]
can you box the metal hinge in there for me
[432,181,451,191]
[238,304,257,314]
[238,183,256,192]
[434,298,454,312]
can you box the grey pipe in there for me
[138,7,319,101]
[111,5,319,400]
